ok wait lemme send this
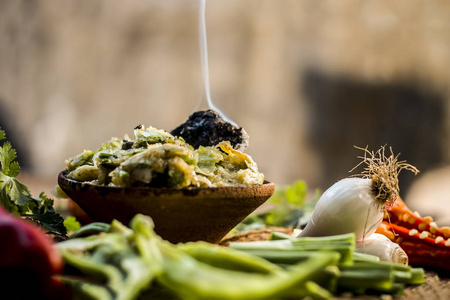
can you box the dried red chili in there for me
[375,197,450,271]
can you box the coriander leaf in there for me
[64,216,81,232]
[0,126,69,237]
[10,178,32,206]
[285,180,307,206]
[0,170,10,187]
[25,192,68,235]
[0,141,17,176]
[8,161,20,177]
[0,173,32,206]
[234,180,317,231]
[0,186,18,214]
[26,210,67,235]
[32,192,55,212]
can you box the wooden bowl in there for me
[58,171,274,243]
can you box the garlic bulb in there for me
[298,178,384,241]
[297,146,418,242]
[356,233,408,265]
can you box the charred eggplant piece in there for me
[170,109,249,151]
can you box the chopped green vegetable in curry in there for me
[65,125,264,188]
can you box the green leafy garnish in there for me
[0,127,68,237]
[64,216,81,232]
[231,180,320,233]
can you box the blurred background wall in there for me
[1,0,450,222]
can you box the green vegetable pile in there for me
[57,214,424,300]
[65,125,264,188]
[232,232,424,296]
[0,127,77,237]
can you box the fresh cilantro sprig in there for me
[231,180,321,234]
[0,127,69,237]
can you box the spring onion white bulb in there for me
[298,146,419,242]
[299,177,383,241]
[356,233,409,265]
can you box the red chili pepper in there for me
[376,198,450,271]
[0,206,69,299]
[384,197,450,238]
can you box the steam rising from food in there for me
[198,0,214,113]
[197,0,236,125]
[170,1,249,152]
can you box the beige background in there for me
[1,0,450,222]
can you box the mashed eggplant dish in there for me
[65,124,264,188]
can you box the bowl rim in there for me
[58,170,274,192]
